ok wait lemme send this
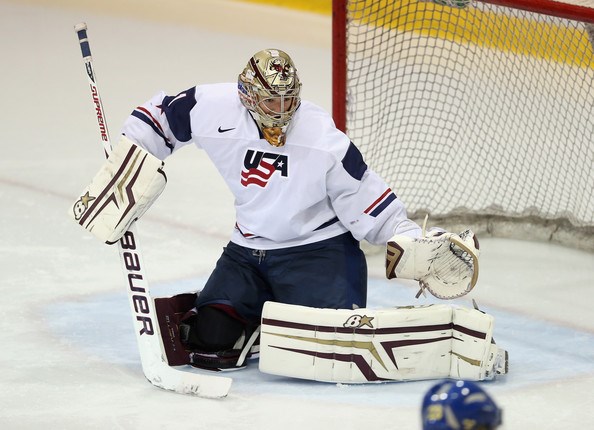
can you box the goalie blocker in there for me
[70,136,166,244]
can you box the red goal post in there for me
[332,0,594,250]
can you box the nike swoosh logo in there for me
[218,126,235,133]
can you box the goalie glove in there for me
[70,136,166,244]
[386,229,480,299]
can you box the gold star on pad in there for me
[80,191,96,208]
[359,315,374,328]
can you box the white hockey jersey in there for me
[121,83,421,250]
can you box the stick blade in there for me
[145,363,232,398]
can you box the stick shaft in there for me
[74,21,157,370]
[73,24,232,396]
[75,22,112,155]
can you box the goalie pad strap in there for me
[259,301,497,383]
[71,136,166,244]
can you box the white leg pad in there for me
[450,306,495,380]
[259,302,504,383]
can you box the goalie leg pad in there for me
[449,306,508,380]
[155,294,259,371]
[183,305,260,371]
[154,293,198,366]
[259,301,505,383]
[183,305,246,352]
[70,136,166,244]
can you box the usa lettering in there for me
[120,231,154,336]
[244,150,288,177]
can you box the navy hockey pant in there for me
[195,232,368,325]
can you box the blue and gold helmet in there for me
[422,380,502,430]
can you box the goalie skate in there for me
[484,344,509,380]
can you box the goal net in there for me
[333,0,594,250]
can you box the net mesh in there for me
[343,0,594,248]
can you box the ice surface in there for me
[1,1,593,428]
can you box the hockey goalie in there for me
[71,48,508,385]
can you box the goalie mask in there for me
[238,49,301,147]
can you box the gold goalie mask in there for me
[238,49,302,147]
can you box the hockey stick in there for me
[74,23,232,398]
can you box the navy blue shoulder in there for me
[341,142,368,180]
[160,87,197,142]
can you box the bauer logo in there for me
[120,231,154,336]
[241,149,288,187]
[343,314,375,329]
[72,191,96,220]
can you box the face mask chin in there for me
[248,110,290,147]
[262,126,286,147]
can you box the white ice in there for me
[1,1,593,429]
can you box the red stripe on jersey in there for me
[235,222,255,238]
[364,188,391,214]
[137,106,165,134]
